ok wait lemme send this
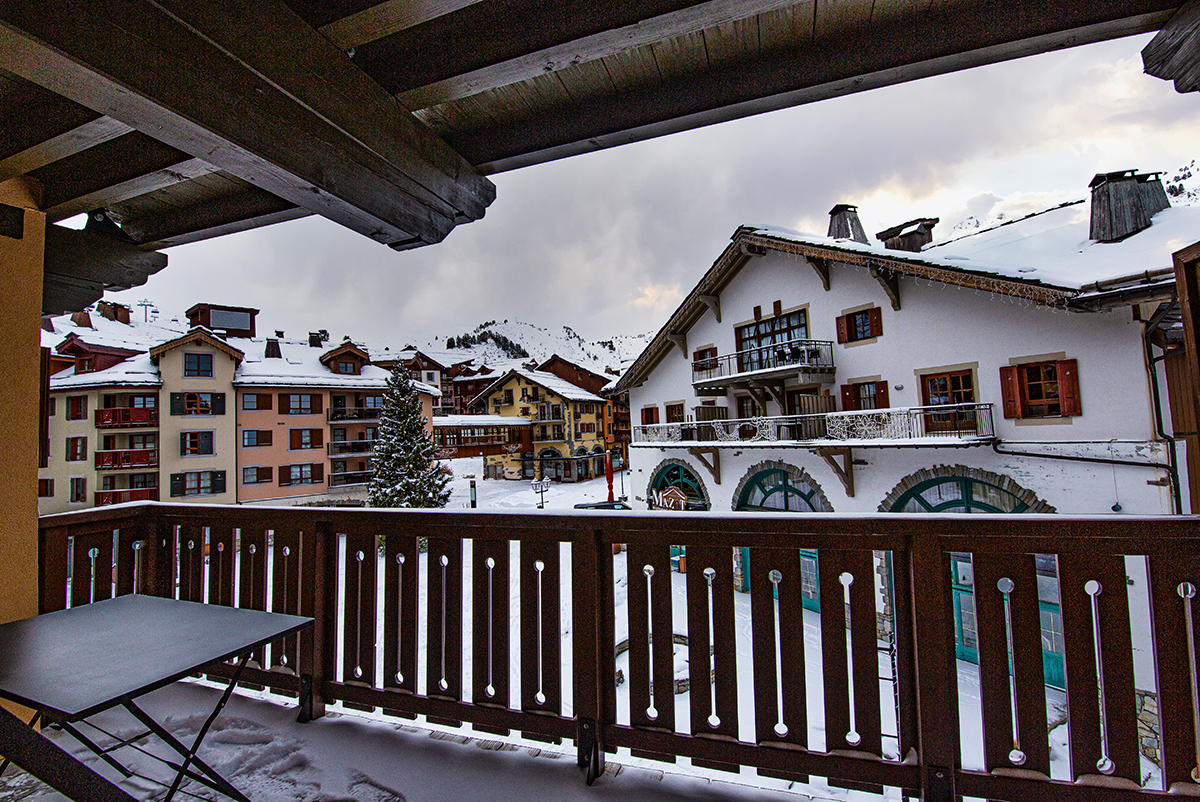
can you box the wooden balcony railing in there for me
[93,448,158,470]
[94,407,158,428]
[633,403,995,446]
[327,407,382,422]
[94,488,159,506]
[692,340,835,384]
[37,503,1200,799]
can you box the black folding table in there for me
[0,594,312,802]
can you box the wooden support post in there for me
[753,381,786,409]
[698,293,721,322]
[298,520,336,722]
[687,447,720,485]
[871,267,901,311]
[909,536,957,802]
[572,527,605,783]
[667,332,688,359]
[808,256,832,291]
[816,447,855,498]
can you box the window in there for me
[66,436,87,462]
[289,428,323,450]
[242,466,273,485]
[66,395,87,420]
[840,381,890,411]
[692,346,718,372]
[129,433,156,450]
[364,395,383,410]
[130,473,156,489]
[641,407,659,426]
[47,397,56,417]
[38,478,53,498]
[131,395,156,409]
[279,463,324,487]
[184,352,213,377]
[426,371,436,382]
[69,477,86,503]
[180,431,214,456]
[331,428,346,443]
[835,308,883,344]
[170,392,225,415]
[736,395,761,419]
[242,393,271,411]
[337,361,356,374]
[77,356,93,373]
[170,470,226,496]
[666,403,685,423]
[1000,360,1081,419]
[735,309,809,371]
[921,369,977,433]
[280,393,321,415]
[503,389,514,405]
[242,429,272,447]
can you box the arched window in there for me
[888,476,1030,513]
[736,468,831,513]
[649,462,708,511]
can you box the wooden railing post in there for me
[572,526,606,784]
[909,532,957,802]
[37,524,69,614]
[298,519,337,722]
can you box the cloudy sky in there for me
[107,33,1199,346]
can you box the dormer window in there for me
[337,360,357,374]
[184,352,214,377]
[76,356,93,373]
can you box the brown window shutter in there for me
[279,467,290,486]
[840,383,860,411]
[692,350,701,363]
[868,307,883,338]
[259,466,273,483]
[313,428,323,447]
[999,366,1022,419]
[260,392,272,410]
[875,381,890,409]
[278,393,290,413]
[313,394,323,414]
[290,429,302,449]
[835,315,849,344]
[259,429,273,447]
[1057,359,1082,416]
[313,463,324,483]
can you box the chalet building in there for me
[376,348,473,415]
[616,172,1195,519]
[537,354,632,461]
[472,368,607,480]
[431,414,532,460]
[39,305,438,511]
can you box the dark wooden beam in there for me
[1143,0,1200,92]
[446,0,1179,171]
[42,224,167,314]
[871,266,902,311]
[0,83,131,183]
[666,332,688,358]
[115,187,310,250]
[321,0,487,51]
[395,0,803,108]
[808,257,832,291]
[687,447,721,485]
[815,447,854,498]
[0,0,494,249]
[698,293,721,323]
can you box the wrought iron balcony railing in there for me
[691,340,835,384]
[327,440,377,455]
[327,407,382,422]
[328,470,373,487]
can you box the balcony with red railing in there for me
[94,407,159,428]
[94,487,159,506]
[94,448,158,470]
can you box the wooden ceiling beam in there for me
[115,187,310,250]
[396,0,806,109]
[0,0,494,250]
[0,115,131,184]
[1143,0,1200,92]
[320,0,487,51]
[446,0,1179,172]
[42,224,167,314]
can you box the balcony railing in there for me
[94,487,158,506]
[328,470,372,487]
[94,448,158,469]
[37,503,1200,800]
[94,407,158,428]
[532,430,564,443]
[692,340,835,384]
[327,406,382,422]
[327,440,377,455]
[633,402,994,445]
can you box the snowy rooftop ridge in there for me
[49,352,162,390]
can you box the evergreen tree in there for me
[368,364,450,508]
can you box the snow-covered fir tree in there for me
[367,364,450,508]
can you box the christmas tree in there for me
[368,364,450,508]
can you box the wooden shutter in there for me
[290,429,302,449]
[278,393,290,413]
[868,307,883,338]
[170,393,184,415]
[1057,359,1082,416]
[999,366,1022,419]
[312,463,324,483]
[312,394,323,413]
[259,392,272,410]
[170,473,185,497]
[200,431,214,454]
[179,432,188,454]
[279,466,291,486]
[835,315,849,344]
[212,471,226,494]
[312,429,323,447]
[840,383,860,411]
[258,466,273,483]
[259,429,273,447]
[875,381,890,409]
[212,393,226,415]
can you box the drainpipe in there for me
[1144,330,1184,514]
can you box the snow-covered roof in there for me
[49,352,162,390]
[432,415,531,427]
[470,367,605,408]
[232,338,440,396]
[41,312,186,353]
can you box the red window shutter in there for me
[260,393,272,410]
[313,429,324,447]
[312,463,324,483]
[835,315,849,344]
[999,366,1022,419]
[692,350,701,362]
[290,429,302,449]
[875,381,890,409]
[278,393,290,413]
[868,307,883,338]
[840,383,860,411]
[1057,359,1081,416]
[313,394,323,413]
[259,429,273,447]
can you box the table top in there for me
[0,595,312,720]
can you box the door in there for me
[921,370,976,433]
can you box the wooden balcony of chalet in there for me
[94,408,158,429]
[93,448,158,470]
[692,341,836,389]
[327,407,382,423]
[35,502,1200,801]
[94,487,158,506]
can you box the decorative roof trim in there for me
[149,327,245,365]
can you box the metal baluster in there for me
[132,540,143,595]
[769,569,787,737]
[88,547,99,604]
[1085,580,1115,774]
[997,577,1027,765]
[279,545,290,668]
[704,566,720,729]
[1178,582,1200,781]
[644,564,658,721]
[535,559,546,705]
[485,556,495,697]
[353,550,364,679]
[841,571,861,746]
[439,555,449,692]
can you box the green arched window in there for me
[650,463,707,510]
[889,475,1030,513]
[736,468,831,512]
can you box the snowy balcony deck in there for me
[632,403,995,448]
[28,504,1197,801]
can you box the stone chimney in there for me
[1137,172,1171,216]
[96,300,131,324]
[828,204,868,244]
[1090,170,1152,242]
[265,338,282,359]
[875,218,939,252]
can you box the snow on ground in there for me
[442,457,644,511]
